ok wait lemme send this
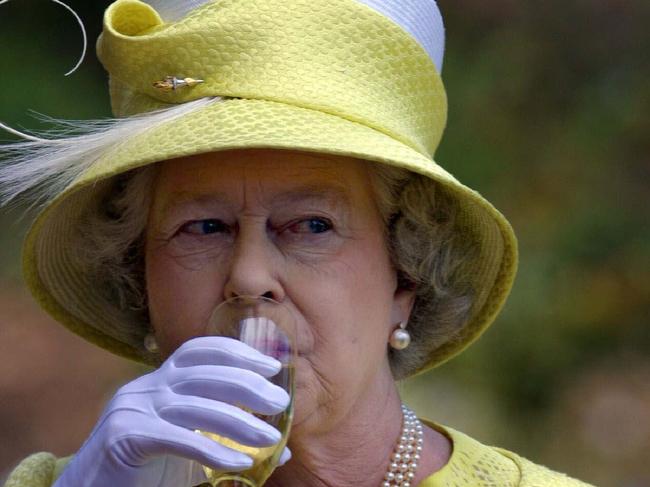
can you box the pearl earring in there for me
[389,321,411,350]
[144,332,159,353]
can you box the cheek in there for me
[146,247,226,355]
[334,237,395,334]
[289,234,395,368]
[288,238,395,424]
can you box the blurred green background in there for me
[0,0,648,485]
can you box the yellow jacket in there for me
[420,421,595,486]
[4,420,595,486]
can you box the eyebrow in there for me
[160,182,353,215]
[270,183,351,208]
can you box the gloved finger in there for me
[158,395,281,448]
[278,447,292,466]
[125,418,254,471]
[172,336,282,377]
[169,365,290,415]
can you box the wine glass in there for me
[199,295,297,487]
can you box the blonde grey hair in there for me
[370,165,475,378]
[0,97,474,379]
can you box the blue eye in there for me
[288,218,332,234]
[308,218,331,233]
[181,219,229,235]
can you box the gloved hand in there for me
[53,336,291,487]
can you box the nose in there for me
[223,223,285,302]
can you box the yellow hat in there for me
[15,0,517,375]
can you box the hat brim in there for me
[23,97,517,374]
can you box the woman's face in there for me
[145,149,414,433]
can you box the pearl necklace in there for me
[382,405,424,487]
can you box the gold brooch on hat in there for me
[152,76,205,92]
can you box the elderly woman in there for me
[1,0,595,486]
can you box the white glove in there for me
[53,336,291,487]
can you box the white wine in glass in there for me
[199,296,297,487]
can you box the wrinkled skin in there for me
[145,149,451,487]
